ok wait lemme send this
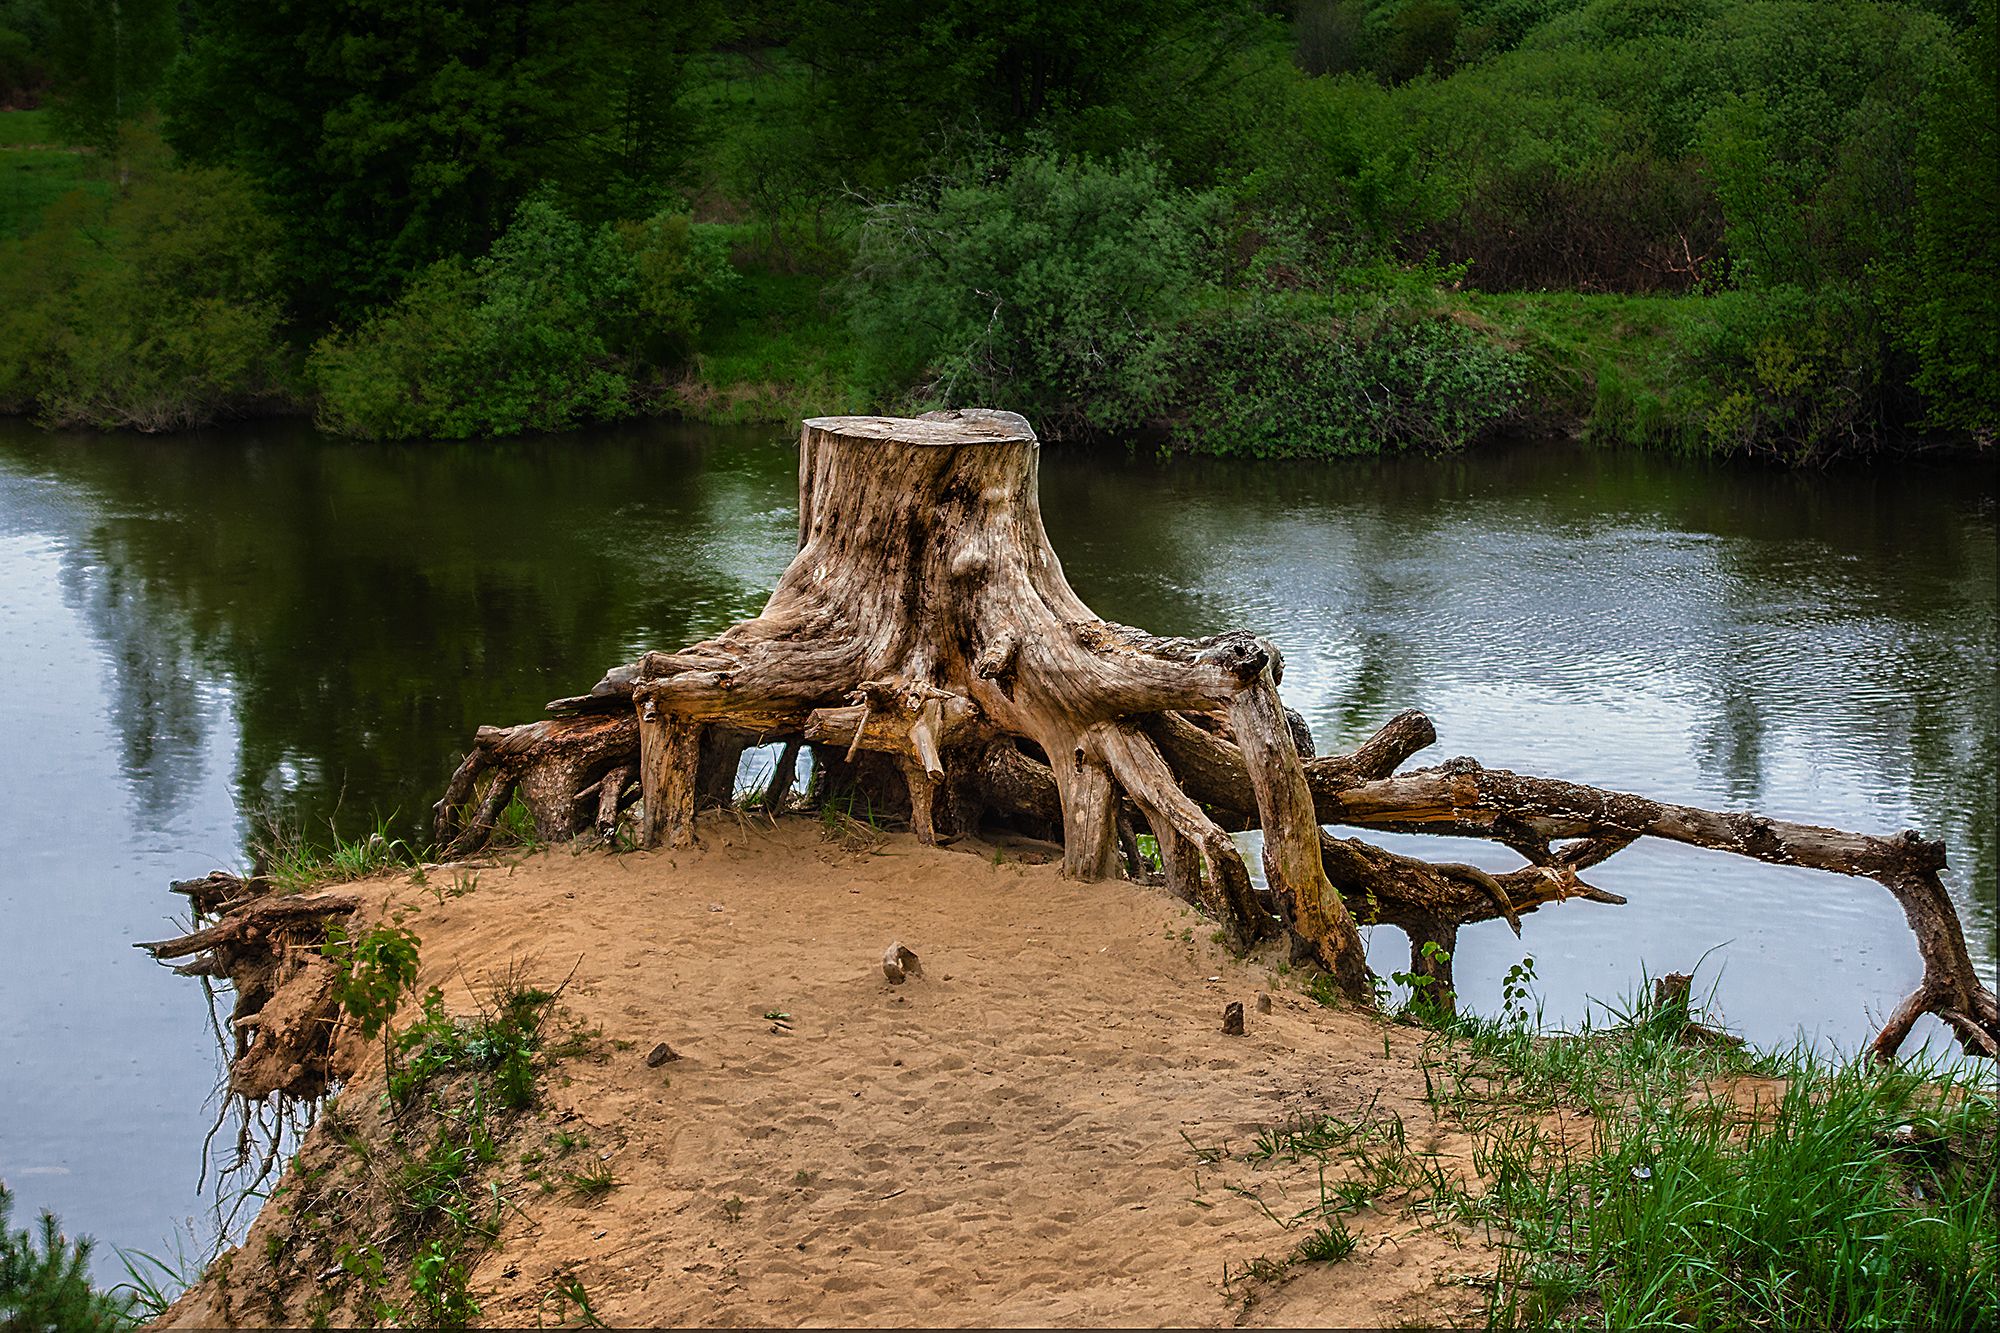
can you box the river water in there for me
[0,418,1993,1277]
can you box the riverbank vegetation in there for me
[0,0,1993,461]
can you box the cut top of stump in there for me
[802,409,1037,448]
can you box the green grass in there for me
[253,810,422,894]
[561,1161,619,1201]
[260,975,573,1327]
[0,109,60,147]
[1422,982,1998,1330]
[1203,970,1996,1330]
[1455,289,1715,448]
[673,245,873,423]
[0,108,106,238]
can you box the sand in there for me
[159,817,1498,1328]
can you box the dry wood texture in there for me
[138,879,359,1099]
[434,411,1994,1058]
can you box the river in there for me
[0,418,1992,1279]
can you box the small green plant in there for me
[491,793,544,850]
[539,1275,608,1328]
[408,1239,479,1328]
[563,1162,620,1201]
[323,923,422,1039]
[1386,941,1453,1026]
[1305,970,1343,1009]
[1293,1216,1357,1263]
[1499,954,1539,1028]
[112,1240,197,1324]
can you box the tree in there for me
[42,0,176,152]
[0,1182,130,1332]
[791,0,1264,185]
[0,163,290,428]
[1884,0,1999,433]
[164,0,715,320]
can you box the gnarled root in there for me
[434,412,1376,1002]
[139,877,360,1100]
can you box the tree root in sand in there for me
[139,875,361,1101]
[421,411,1991,1064]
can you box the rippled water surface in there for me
[1,418,1993,1273]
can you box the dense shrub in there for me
[309,197,730,440]
[1677,285,1894,463]
[1170,288,1529,457]
[0,164,292,428]
[848,145,1222,434]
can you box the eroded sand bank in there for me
[160,817,1497,1328]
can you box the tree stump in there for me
[438,410,1371,997]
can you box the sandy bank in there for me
[159,817,1497,1328]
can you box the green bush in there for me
[309,196,728,440]
[0,164,292,428]
[0,1182,131,1332]
[1170,288,1529,457]
[848,144,1222,435]
[1677,284,1893,463]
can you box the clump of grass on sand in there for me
[1215,963,1998,1330]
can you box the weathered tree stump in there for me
[438,410,1369,993]
[433,410,1997,1058]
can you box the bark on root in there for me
[140,876,360,1100]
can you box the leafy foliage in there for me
[0,0,1988,455]
[1678,284,1896,463]
[1880,0,1999,433]
[309,196,728,440]
[389,983,553,1110]
[0,161,291,428]
[165,0,721,318]
[1171,288,1528,457]
[323,924,422,1040]
[40,0,174,152]
[849,144,1221,434]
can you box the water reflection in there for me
[0,419,1993,1274]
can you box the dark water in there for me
[1,418,1994,1277]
